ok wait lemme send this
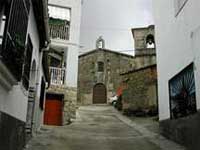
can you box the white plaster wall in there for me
[49,0,82,87]
[33,65,46,132]
[0,4,40,122]
[27,5,46,131]
[0,84,28,122]
[0,2,45,124]
[153,0,200,120]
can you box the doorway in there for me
[44,93,64,126]
[93,83,107,104]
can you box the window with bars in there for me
[174,0,188,16]
[39,77,46,110]
[169,63,197,119]
[22,36,33,90]
[0,0,30,80]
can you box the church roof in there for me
[79,48,134,58]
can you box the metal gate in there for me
[93,83,107,104]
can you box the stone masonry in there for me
[78,49,156,105]
[78,49,134,105]
[78,25,156,106]
[47,85,77,124]
[121,65,157,114]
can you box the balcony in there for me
[49,67,66,86]
[49,19,70,41]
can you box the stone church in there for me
[78,25,156,105]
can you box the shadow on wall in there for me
[0,111,26,150]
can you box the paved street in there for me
[26,105,185,150]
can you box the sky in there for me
[79,0,154,55]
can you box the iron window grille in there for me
[22,36,33,90]
[0,0,30,81]
[169,63,197,119]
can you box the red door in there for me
[44,94,63,126]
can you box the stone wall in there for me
[78,49,133,105]
[132,25,155,50]
[78,49,156,105]
[0,111,26,150]
[47,85,77,124]
[121,65,157,113]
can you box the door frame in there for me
[93,83,107,104]
[44,93,64,126]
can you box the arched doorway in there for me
[93,83,107,104]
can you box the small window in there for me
[39,77,46,110]
[0,15,6,45]
[174,0,188,16]
[50,56,62,67]
[98,62,104,72]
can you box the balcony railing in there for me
[49,21,70,40]
[49,67,66,86]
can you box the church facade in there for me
[78,25,157,106]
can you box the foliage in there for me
[49,17,68,26]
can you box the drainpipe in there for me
[42,0,50,44]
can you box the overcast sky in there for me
[79,0,154,55]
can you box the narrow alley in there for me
[26,106,184,150]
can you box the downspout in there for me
[42,0,50,44]
[41,0,50,87]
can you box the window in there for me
[48,48,65,68]
[174,0,188,16]
[0,14,6,45]
[50,57,61,67]
[169,63,197,119]
[48,5,71,40]
[22,36,33,90]
[0,0,30,80]
[39,77,46,110]
[98,62,104,72]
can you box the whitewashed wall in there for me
[153,0,200,120]
[49,0,82,87]
[27,4,47,131]
[0,3,46,125]
[0,85,28,122]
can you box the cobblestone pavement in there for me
[25,105,185,150]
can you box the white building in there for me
[48,0,82,87]
[0,0,49,149]
[153,0,200,148]
[44,0,82,126]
